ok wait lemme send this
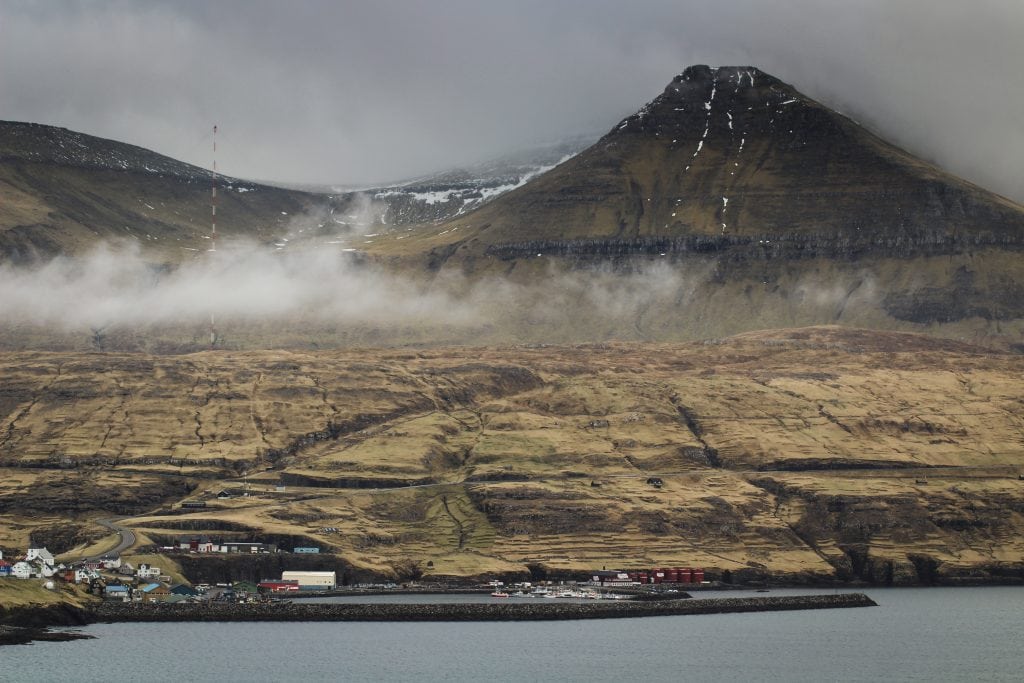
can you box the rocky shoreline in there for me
[92,593,876,623]
[0,603,94,646]
[0,624,95,646]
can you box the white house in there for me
[26,548,55,567]
[11,561,34,579]
[99,555,122,570]
[73,567,97,583]
[137,563,162,580]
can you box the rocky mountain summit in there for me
[368,66,1024,346]
[398,65,1024,261]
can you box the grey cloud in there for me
[1,0,1022,201]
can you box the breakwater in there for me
[95,593,875,622]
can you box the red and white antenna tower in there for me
[211,124,217,253]
[209,123,218,348]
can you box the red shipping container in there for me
[692,568,705,583]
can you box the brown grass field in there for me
[1,326,1023,583]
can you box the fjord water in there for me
[6,587,1023,682]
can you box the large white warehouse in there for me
[281,570,336,590]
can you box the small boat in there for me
[491,591,510,598]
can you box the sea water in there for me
[4,587,1022,682]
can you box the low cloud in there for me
[0,240,886,349]
[0,240,470,330]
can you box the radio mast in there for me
[209,124,218,348]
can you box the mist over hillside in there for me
[3,67,1024,351]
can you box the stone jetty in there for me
[96,593,876,622]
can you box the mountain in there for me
[388,65,1024,259]
[364,66,1024,346]
[0,121,320,262]
[362,135,593,226]
[5,66,1024,349]
[0,121,592,264]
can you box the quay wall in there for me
[95,593,876,622]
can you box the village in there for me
[1,538,709,605]
[0,538,342,604]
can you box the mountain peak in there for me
[403,63,1024,268]
[613,65,803,140]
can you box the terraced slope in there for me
[2,328,1022,583]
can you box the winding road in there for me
[84,518,137,561]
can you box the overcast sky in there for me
[2,0,1022,201]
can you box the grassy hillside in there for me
[2,327,1022,583]
[0,121,322,262]
[0,580,97,610]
